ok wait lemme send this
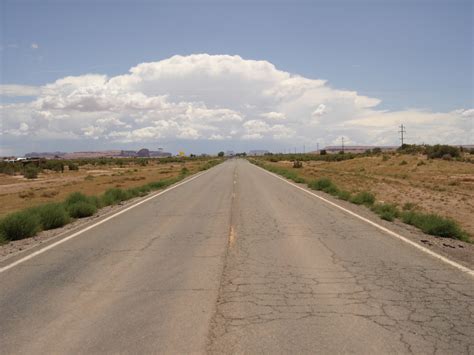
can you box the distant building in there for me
[248,150,269,156]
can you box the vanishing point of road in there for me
[1,159,473,353]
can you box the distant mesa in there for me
[24,148,172,159]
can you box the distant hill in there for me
[25,149,172,159]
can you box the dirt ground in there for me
[268,154,474,239]
[0,160,207,218]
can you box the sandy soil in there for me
[0,160,205,218]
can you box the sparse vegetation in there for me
[426,145,460,159]
[371,203,400,221]
[308,178,339,195]
[350,191,375,206]
[102,188,131,206]
[401,211,468,241]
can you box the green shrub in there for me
[67,201,97,218]
[293,177,306,184]
[382,155,390,161]
[426,145,460,159]
[0,210,41,240]
[371,203,400,221]
[181,167,190,175]
[397,144,426,154]
[42,160,64,172]
[23,166,39,179]
[31,203,70,230]
[68,163,79,171]
[335,190,352,201]
[147,180,168,190]
[400,160,408,165]
[0,163,16,175]
[309,178,333,191]
[127,185,151,197]
[65,192,90,206]
[401,211,469,241]
[87,195,103,208]
[308,178,340,195]
[101,188,131,206]
[350,191,375,205]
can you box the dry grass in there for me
[0,160,207,218]
[267,154,474,238]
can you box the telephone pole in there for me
[399,124,406,146]
[341,137,345,153]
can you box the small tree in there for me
[217,151,225,157]
[23,166,39,179]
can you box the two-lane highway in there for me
[1,159,473,353]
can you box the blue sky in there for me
[0,0,473,154]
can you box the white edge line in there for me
[0,169,210,274]
[253,163,474,277]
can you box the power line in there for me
[399,124,406,146]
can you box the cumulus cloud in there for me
[261,111,286,120]
[31,43,39,49]
[0,54,472,153]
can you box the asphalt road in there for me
[0,159,473,354]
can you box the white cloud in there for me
[261,111,286,120]
[0,84,42,97]
[0,53,472,152]
[31,43,39,49]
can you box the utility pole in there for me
[317,142,319,153]
[399,124,406,146]
[303,145,306,154]
[341,137,345,153]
